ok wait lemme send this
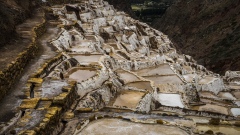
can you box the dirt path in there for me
[0,16,60,123]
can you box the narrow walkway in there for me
[0,9,60,124]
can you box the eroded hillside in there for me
[153,0,240,74]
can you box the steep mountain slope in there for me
[106,0,136,18]
[153,0,240,74]
[0,0,36,46]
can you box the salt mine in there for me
[0,0,240,134]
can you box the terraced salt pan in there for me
[198,76,216,84]
[183,74,196,83]
[231,108,240,116]
[70,54,103,63]
[218,92,236,100]
[134,64,174,76]
[125,81,153,91]
[112,90,145,109]
[145,75,183,84]
[117,70,140,83]
[199,104,229,115]
[199,92,219,99]
[79,119,188,135]
[233,91,240,99]
[157,93,184,108]
[66,68,96,82]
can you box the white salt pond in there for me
[157,93,184,108]
[231,108,240,117]
[79,119,188,135]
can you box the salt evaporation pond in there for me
[231,108,240,116]
[145,75,183,84]
[157,93,184,108]
[113,91,145,109]
[67,69,96,82]
[70,54,102,63]
[79,119,188,135]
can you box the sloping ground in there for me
[0,0,40,46]
[152,0,240,74]
[1,0,240,135]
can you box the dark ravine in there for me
[152,0,240,74]
[106,0,137,18]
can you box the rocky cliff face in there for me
[153,0,240,74]
[0,0,35,46]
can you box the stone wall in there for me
[0,11,46,100]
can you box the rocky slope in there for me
[153,0,240,74]
[0,0,37,46]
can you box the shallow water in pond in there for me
[198,76,215,84]
[70,54,102,63]
[68,69,96,82]
[113,91,145,109]
[125,81,153,91]
[78,118,188,135]
[198,104,229,115]
[144,75,183,84]
[135,64,174,76]
[157,93,185,108]
[197,125,240,135]
[117,71,140,83]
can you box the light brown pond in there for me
[112,90,145,109]
[198,104,229,115]
[144,75,183,84]
[135,64,174,76]
[233,91,240,99]
[66,68,96,82]
[117,70,140,83]
[70,54,103,63]
[125,81,153,92]
[79,119,188,135]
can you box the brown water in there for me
[67,68,96,82]
[113,91,145,109]
[79,118,188,135]
[70,54,102,63]
[117,71,140,83]
[198,104,229,115]
[233,91,240,99]
[125,81,153,91]
[144,75,183,84]
[135,64,174,76]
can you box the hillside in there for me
[153,0,240,74]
